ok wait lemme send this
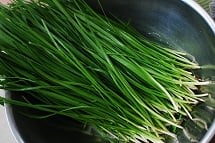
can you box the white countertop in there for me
[0,90,16,143]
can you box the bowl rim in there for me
[181,1,215,143]
[182,0,215,35]
[4,90,24,143]
[3,0,215,143]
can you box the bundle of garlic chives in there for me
[0,0,209,142]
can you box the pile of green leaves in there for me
[0,0,209,142]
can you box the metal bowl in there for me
[4,0,215,143]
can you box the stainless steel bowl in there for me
[4,0,215,143]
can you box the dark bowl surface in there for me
[5,0,215,143]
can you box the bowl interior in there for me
[6,0,215,143]
[7,91,105,143]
